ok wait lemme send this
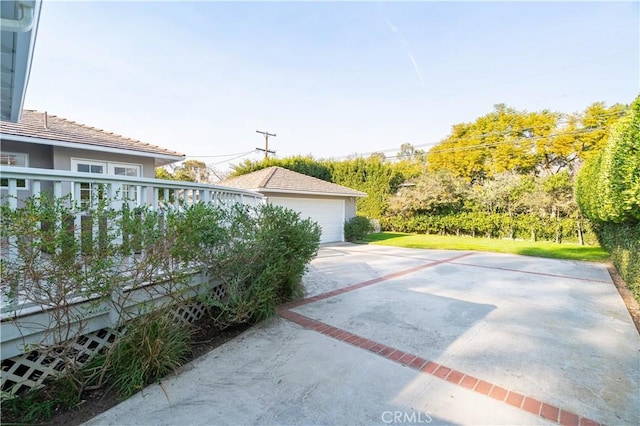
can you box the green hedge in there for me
[595,221,640,304]
[381,212,598,245]
[576,94,640,303]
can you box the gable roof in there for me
[0,110,185,163]
[221,166,366,197]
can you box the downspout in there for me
[1,2,35,33]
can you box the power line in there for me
[408,127,606,156]
[329,109,626,160]
[186,150,257,158]
[256,130,276,159]
[209,151,257,165]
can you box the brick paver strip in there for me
[505,391,525,408]
[445,370,464,385]
[277,252,603,426]
[280,252,476,311]
[559,410,580,426]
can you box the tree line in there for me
[224,100,628,244]
[156,100,632,244]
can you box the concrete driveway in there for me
[86,244,640,426]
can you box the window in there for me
[71,159,142,203]
[0,152,28,189]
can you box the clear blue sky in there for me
[24,1,639,171]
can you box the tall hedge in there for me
[575,94,640,303]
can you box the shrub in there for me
[595,221,640,304]
[575,95,640,303]
[380,212,597,244]
[205,204,321,327]
[0,195,321,408]
[100,312,193,399]
[344,216,374,242]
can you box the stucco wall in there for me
[344,197,357,220]
[1,140,53,169]
[53,147,156,178]
[1,141,53,201]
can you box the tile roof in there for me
[0,110,184,158]
[221,167,366,197]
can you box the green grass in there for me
[362,232,610,262]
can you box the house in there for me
[1,0,42,122]
[0,110,268,211]
[221,166,367,243]
[0,111,264,385]
[1,110,184,179]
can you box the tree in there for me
[549,102,628,174]
[230,156,332,182]
[329,155,404,219]
[155,167,173,180]
[469,172,533,216]
[388,170,469,217]
[426,104,555,182]
[426,103,628,181]
[155,160,217,183]
[394,143,426,180]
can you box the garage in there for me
[268,197,345,244]
[220,166,367,243]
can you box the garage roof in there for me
[221,166,366,197]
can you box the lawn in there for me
[362,232,610,262]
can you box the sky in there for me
[23,0,639,172]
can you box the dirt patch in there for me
[5,316,251,426]
[607,263,640,335]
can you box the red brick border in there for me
[278,310,602,426]
[277,252,603,425]
[281,252,476,311]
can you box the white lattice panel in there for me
[1,282,228,396]
[1,327,118,395]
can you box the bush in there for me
[380,212,597,244]
[204,204,321,327]
[344,216,374,242]
[575,95,640,303]
[1,195,321,411]
[99,312,193,399]
[595,221,640,304]
[576,95,640,223]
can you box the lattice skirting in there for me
[1,284,226,396]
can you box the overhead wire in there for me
[329,109,626,160]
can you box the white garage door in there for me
[269,197,345,243]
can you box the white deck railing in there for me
[0,166,263,363]
[0,166,263,210]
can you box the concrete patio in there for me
[86,244,640,425]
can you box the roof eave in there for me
[256,188,367,198]
[1,0,42,122]
[1,133,185,164]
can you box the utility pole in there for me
[256,130,276,159]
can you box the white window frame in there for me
[71,158,143,203]
[70,158,143,176]
[0,151,29,189]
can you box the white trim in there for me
[70,158,143,177]
[251,188,367,198]
[2,1,42,122]
[70,158,107,173]
[0,166,264,196]
[0,134,184,163]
